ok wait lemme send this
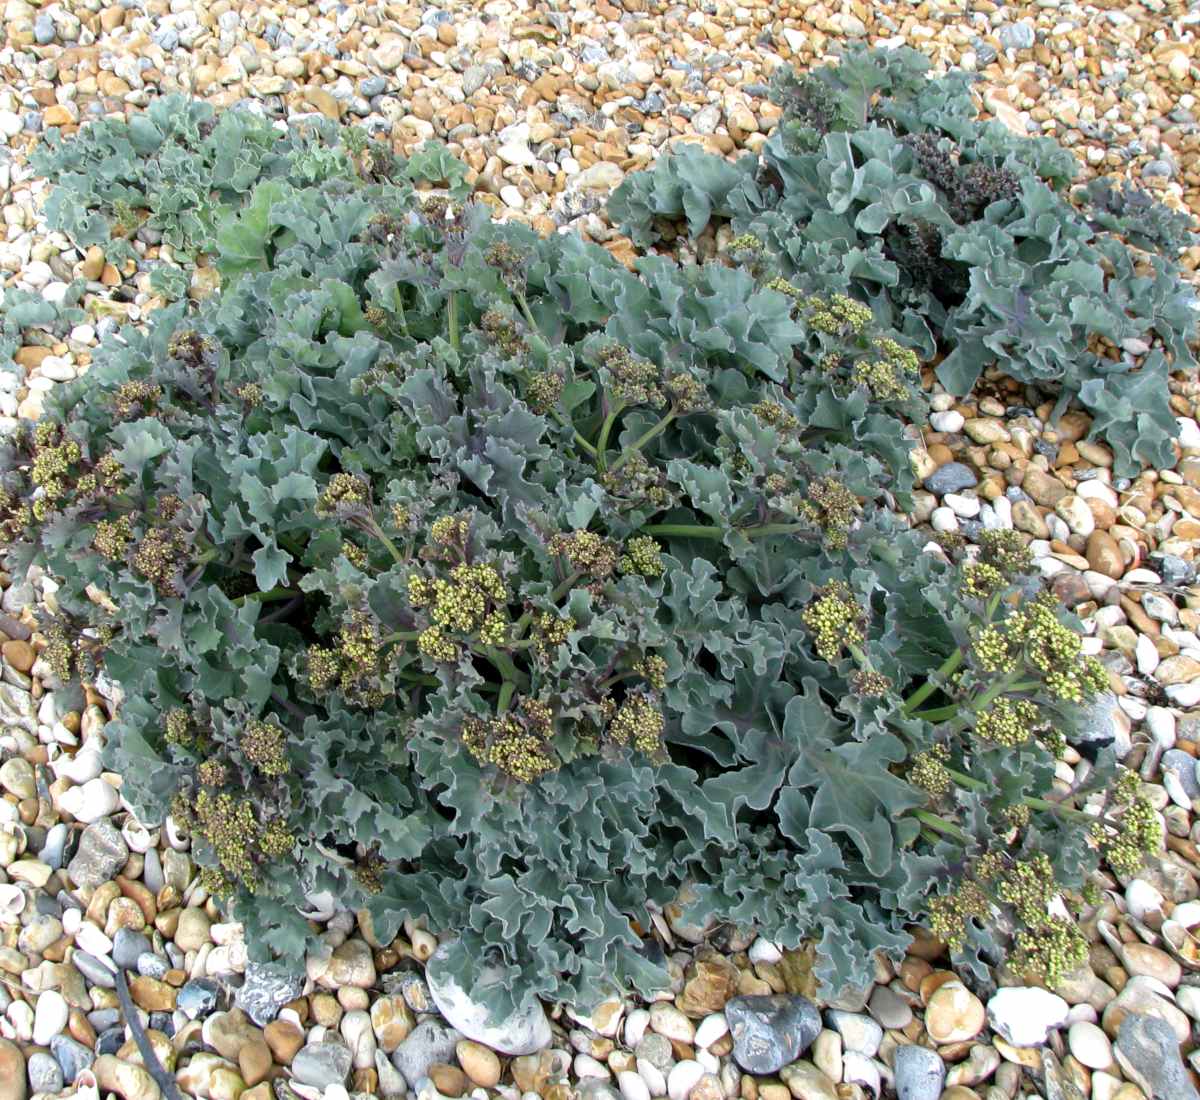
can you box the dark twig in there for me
[110,960,187,1100]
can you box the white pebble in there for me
[747,937,782,965]
[36,356,76,383]
[623,1009,649,1048]
[1176,416,1200,449]
[667,1060,705,1100]
[618,1071,651,1100]
[693,1013,729,1049]
[33,989,68,1045]
[637,1060,666,1097]
[75,921,113,957]
[840,1052,880,1096]
[1146,707,1176,750]
[930,410,964,433]
[57,777,119,823]
[990,495,1013,528]
[986,987,1069,1047]
[943,492,980,518]
[1124,879,1165,922]
[574,1055,610,1080]
[1136,633,1160,676]
[930,507,958,533]
[1067,1020,1112,1070]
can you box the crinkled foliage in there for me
[609,45,1200,476]
[0,93,1154,1018]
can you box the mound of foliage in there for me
[609,46,1199,476]
[0,55,1163,1017]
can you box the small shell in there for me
[121,818,156,854]
[0,883,26,925]
[1160,920,1200,970]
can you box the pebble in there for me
[1067,1020,1112,1070]
[987,987,1069,1047]
[33,989,68,1045]
[392,1019,462,1090]
[724,995,820,1075]
[1115,1012,1200,1100]
[27,1051,63,1094]
[893,1044,945,1100]
[51,1035,94,1085]
[292,1042,353,1089]
[925,982,986,1044]
[924,462,978,495]
[824,1010,881,1057]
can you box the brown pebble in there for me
[1,639,35,673]
[239,1038,274,1087]
[429,1063,468,1097]
[264,1020,304,1064]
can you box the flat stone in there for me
[67,821,128,889]
[724,995,820,1075]
[987,987,1069,1047]
[893,1044,944,1100]
[392,1019,461,1090]
[235,962,304,1026]
[924,462,978,495]
[1114,1012,1200,1099]
[291,1042,352,1089]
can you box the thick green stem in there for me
[478,645,525,689]
[902,648,964,716]
[381,629,423,645]
[595,405,624,472]
[910,704,961,723]
[497,681,516,712]
[447,291,460,351]
[913,810,968,842]
[397,670,439,688]
[366,519,407,566]
[608,410,677,474]
[642,522,813,541]
[515,291,541,336]
[234,587,299,606]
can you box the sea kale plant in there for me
[610,45,1200,476]
[0,83,1162,1016]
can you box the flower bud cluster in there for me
[597,344,664,408]
[805,293,873,335]
[803,581,865,663]
[974,697,1038,748]
[798,476,858,550]
[463,696,558,782]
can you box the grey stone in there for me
[111,929,152,971]
[633,1033,675,1074]
[462,65,489,97]
[33,15,56,45]
[235,962,304,1026]
[292,1042,353,1089]
[724,995,821,1075]
[137,953,170,979]
[50,1035,93,1085]
[1142,160,1174,180]
[923,462,978,495]
[998,21,1036,50]
[893,1044,945,1100]
[1149,553,1194,587]
[177,978,220,1019]
[152,27,179,51]
[95,1028,124,1056]
[1071,691,1130,758]
[28,1051,63,1093]
[360,76,387,98]
[142,847,164,895]
[426,943,551,1055]
[391,1019,462,1090]
[1115,1012,1199,1100]
[67,820,128,890]
[72,951,115,988]
[39,823,69,870]
[86,1010,120,1033]
[1161,750,1200,799]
